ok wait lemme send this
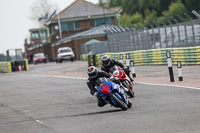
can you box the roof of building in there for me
[53,0,122,20]
[53,24,117,46]
[29,27,48,32]
[108,7,123,13]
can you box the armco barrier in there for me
[81,46,200,66]
[0,59,29,73]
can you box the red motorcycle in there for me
[110,66,134,98]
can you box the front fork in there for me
[117,88,128,105]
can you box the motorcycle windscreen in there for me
[109,66,118,73]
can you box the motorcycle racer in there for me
[101,55,134,83]
[87,66,120,107]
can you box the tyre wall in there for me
[0,60,29,73]
[81,46,200,66]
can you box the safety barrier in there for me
[81,46,200,66]
[0,62,12,73]
[0,60,29,73]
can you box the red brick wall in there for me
[111,17,116,25]
[26,44,52,61]
[80,20,90,30]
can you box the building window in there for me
[40,31,47,38]
[61,22,68,31]
[74,21,80,30]
[32,31,39,38]
[40,30,47,41]
[50,25,55,34]
[90,20,96,28]
[96,18,104,26]
[105,17,112,24]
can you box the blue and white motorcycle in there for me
[95,77,132,110]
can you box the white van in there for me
[56,47,75,63]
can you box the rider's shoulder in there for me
[99,71,106,75]
[110,59,115,62]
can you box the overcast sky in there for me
[0,0,98,54]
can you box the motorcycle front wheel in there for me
[121,80,134,98]
[110,93,128,110]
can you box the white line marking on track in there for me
[36,120,44,125]
[135,81,200,90]
[33,75,200,90]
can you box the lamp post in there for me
[57,14,62,40]
[54,25,60,40]
[102,3,106,26]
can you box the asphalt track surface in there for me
[0,61,200,133]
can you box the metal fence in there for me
[81,12,200,55]
[81,41,110,54]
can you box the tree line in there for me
[100,0,200,27]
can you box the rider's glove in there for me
[93,92,98,97]
[123,67,130,72]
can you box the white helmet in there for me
[101,55,110,66]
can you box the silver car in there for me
[56,47,75,63]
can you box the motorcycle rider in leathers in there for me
[87,66,120,107]
[101,55,134,83]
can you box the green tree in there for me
[108,0,193,25]
[131,12,143,24]
[144,9,157,23]
[99,0,109,7]
[119,13,132,26]
[162,1,188,17]
[184,0,200,12]
[119,12,143,26]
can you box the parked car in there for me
[33,53,47,65]
[56,47,75,63]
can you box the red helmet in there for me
[87,66,98,78]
